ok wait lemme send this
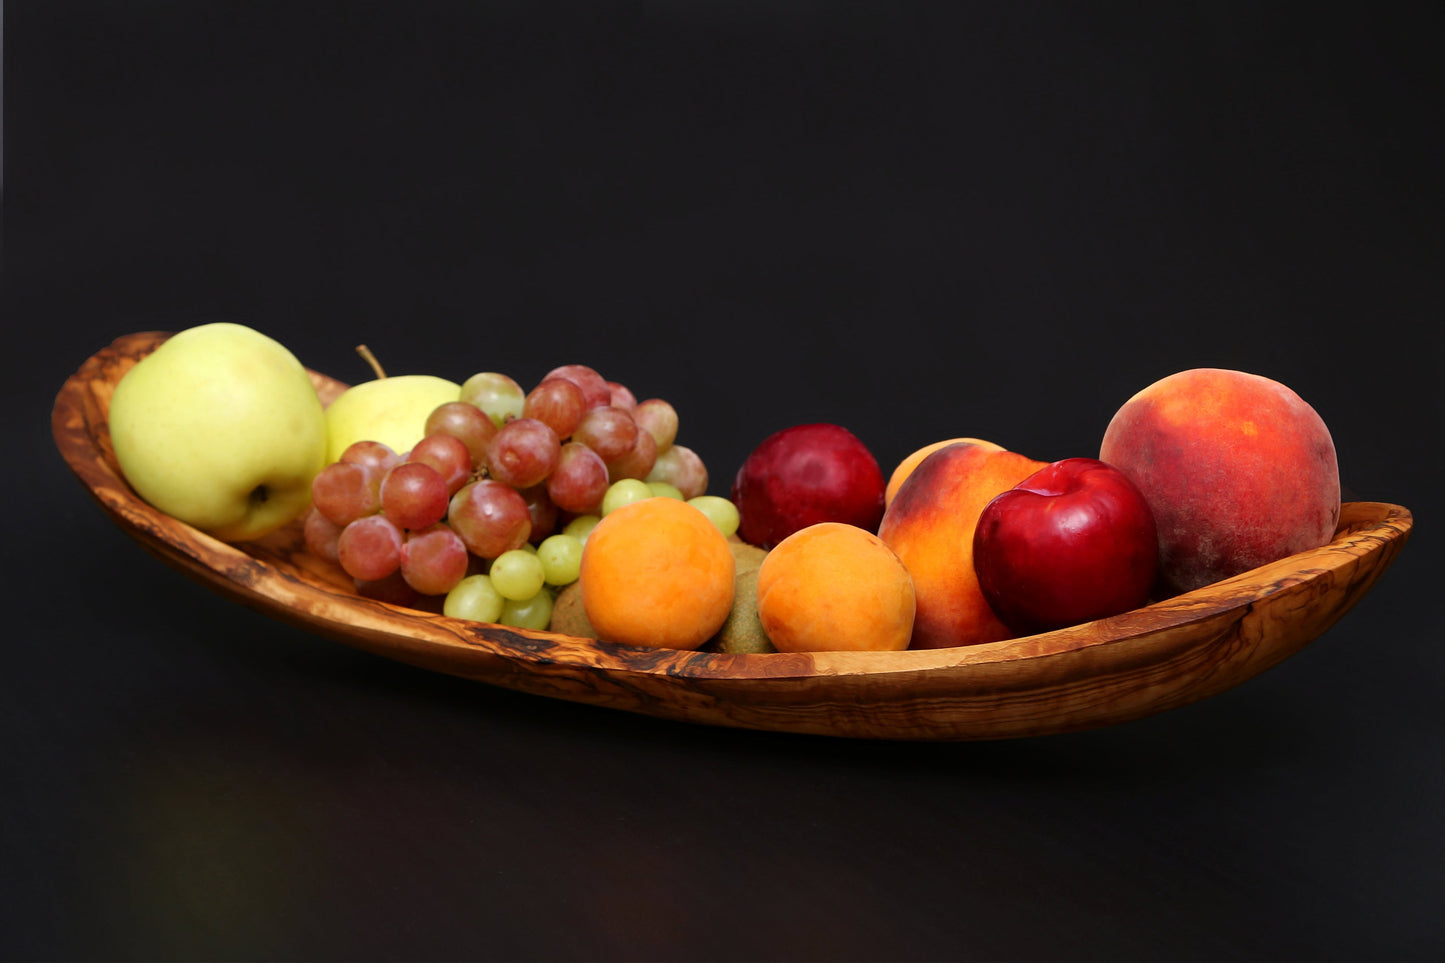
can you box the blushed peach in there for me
[885,437,1004,506]
[1100,367,1340,595]
[756,523,914,653]
[877,442,1047,648]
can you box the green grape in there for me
[688,495,740,537]
[601,478,653,515]
[563,514,602,542]
[459,371,525,428]
[489,549,546,601]
[499,588,554,630]
[646,481,684,500]
[536,533,583,585]
[443,573,505,623]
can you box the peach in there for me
[755,523,915,652]
[1099,367,1340,595]
[885,437,1004,507]
[877,442,1047,648]
[579,497,735,649]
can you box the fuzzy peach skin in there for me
[1099,367,1340,596]
[756,522,915,653]
[884,437,1004,507]
[580,497,736,650]
[878,442,1047,648]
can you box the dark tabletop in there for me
[8,3,1444,960]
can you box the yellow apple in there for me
[323,374,462,464]
[109,323,329,542]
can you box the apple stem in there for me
[355,344,387,379]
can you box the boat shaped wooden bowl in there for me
[53,332,1414,740]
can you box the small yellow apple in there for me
[109,323,329,542]
[324,374,462,464]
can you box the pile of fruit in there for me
[108,323,1343,656]
[300,358,726,630]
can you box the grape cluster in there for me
[302,362,723,629]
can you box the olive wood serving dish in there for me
[54,332,1414,740]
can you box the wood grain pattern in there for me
[53,331,1414,740]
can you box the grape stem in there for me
[356,344,387,379]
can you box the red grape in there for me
[407,432,472,494]
[520,485,559,542]
[448,480,531,559]
[303,507,343,563]
[400,523,470,595]
[607,381,637,411]
[425,401,497,468]
[485,417,561,489]
[311,461,383,525]
[354,570,419,607]
[523,377,587,439]
[546,442,609,514]
[380,462,450,530]
[605,427,657,482]
[337,514,404,581]
[339,440,402,473]
[573,406,637,462]
[541,364,611,409]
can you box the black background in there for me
[7,2,1444,960]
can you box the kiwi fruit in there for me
[547,581,595,638]
[710,566,774,654]
[728,536,768,576]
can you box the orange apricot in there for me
[579,497,735,650]
[755,522,915,653]
[885,437,1004,506]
